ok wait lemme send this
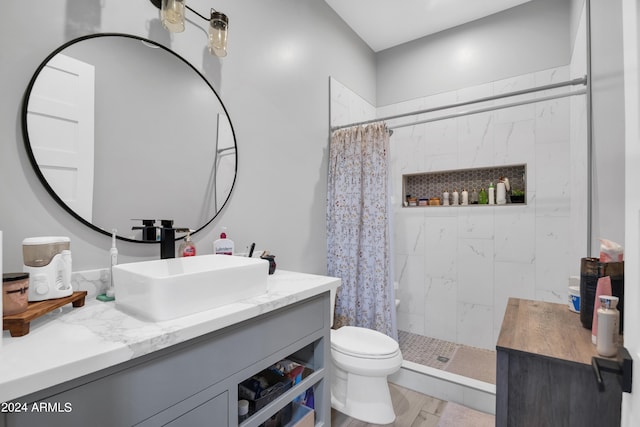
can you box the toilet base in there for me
[331,365,396,424]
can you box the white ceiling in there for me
[324,0,533,52]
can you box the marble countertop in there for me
[0,269,340,403]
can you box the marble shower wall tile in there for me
[395,209,426,256]
[493,206,535,263]
[535,216,571,303]
[493,261,535,342]
[458,112,495,169]
[457,238,495,307]
[492,74,536,124]
[535,142,571,216]
[423,276,458,342]
[330,77,375,127]
[493,120,536,172]
[424,214,458,281]
[457,302,494,349]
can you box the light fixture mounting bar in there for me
[148,0,211,21]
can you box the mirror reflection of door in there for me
[26,53,95,221]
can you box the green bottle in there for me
[478,188,488,204]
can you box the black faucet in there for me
[132,219,158,241]
[159,220,191,259]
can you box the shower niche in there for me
[402,164,527,207]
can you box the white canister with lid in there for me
[568,285,580,313]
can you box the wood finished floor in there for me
[330,383,447,427]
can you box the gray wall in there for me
[588,0,627,252]
[0,0,375,272]
[376,0,571,106]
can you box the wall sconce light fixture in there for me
[150,0,228,57]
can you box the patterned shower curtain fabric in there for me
[327,122,397,340]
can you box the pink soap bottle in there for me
[592,276,612,344]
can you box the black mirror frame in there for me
[21,33,238,243]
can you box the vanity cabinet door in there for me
[145,390,228,427]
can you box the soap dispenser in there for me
[213,228,234,255]
[179,231,196,257]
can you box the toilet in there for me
[329,289,403,424]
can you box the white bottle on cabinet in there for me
[596,295,620,357]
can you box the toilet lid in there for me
[331,326,400,358]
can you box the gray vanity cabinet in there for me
[1,293,330,427]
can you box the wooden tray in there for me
[3,291,88,337]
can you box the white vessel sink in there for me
[112,255,269,321]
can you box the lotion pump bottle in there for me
[179,231,196,257]
[213,228,234,255]
[596,295,620,357]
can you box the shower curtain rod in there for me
[330,76,587,132]
[390,88,586,130]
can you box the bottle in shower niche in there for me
[471,188,478,204]
[452,189,459,206]
[478,188,488,204]
[443,190,450,206]
[596,295,620,357]
[461,189,468,205]
[488,182,495,205]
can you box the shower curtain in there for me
[327,122,397,340]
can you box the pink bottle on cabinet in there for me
[592,276,612,344]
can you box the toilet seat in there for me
[331,326,400,359]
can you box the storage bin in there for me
[579,257,624,334]
[3,273,29,315]
[260,402,292,427]
[284,403,314,427]
[239,370,293,413]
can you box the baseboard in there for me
[388,360,496,415]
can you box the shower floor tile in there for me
[398,330,496,385]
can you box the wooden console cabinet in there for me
[496,298,622,427]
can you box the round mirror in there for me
[21,33,237,242]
